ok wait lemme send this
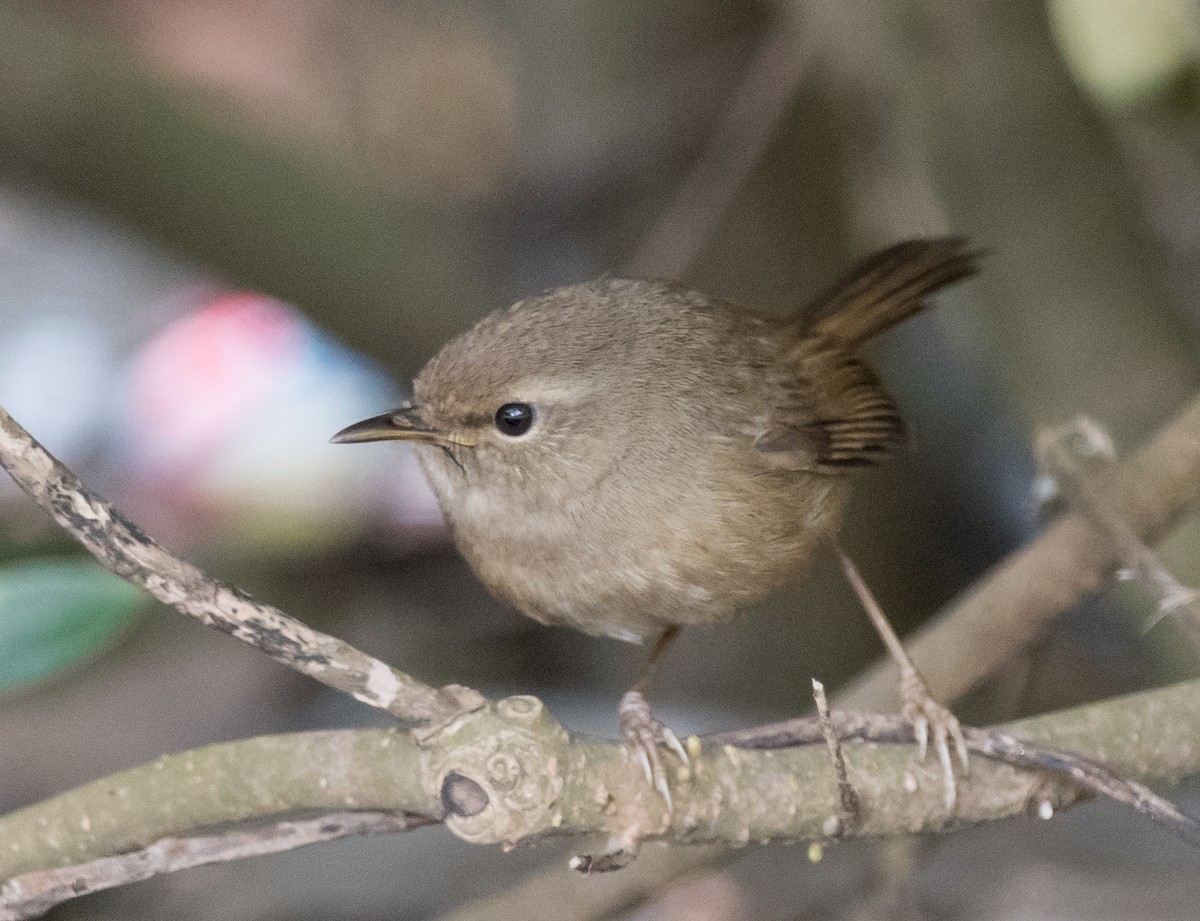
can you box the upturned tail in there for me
[796,237,980,345]
[758,238,980,472]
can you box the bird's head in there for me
[331,280,678,510]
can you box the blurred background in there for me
[1,0,1199,918]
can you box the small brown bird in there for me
[334,238,978,807]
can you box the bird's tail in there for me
[794,237,980,346]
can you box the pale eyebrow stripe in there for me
[509,378,599,403]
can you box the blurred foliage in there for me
[0,557,145,691]
[1048,0,1199,110]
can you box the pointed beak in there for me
[330,405,451,446]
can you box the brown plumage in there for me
[333,238,978,645]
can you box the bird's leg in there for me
[619,625,689,809]
[832,539,969,811]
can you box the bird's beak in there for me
[330,405,467,446]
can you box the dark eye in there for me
[494,402,534,436]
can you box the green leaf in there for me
[0,558,145,691]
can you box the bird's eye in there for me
[494,402,534,437]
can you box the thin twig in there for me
[1036,416,1200,652]
[813,679,860,829]
[0,405,485,725]
[843,396,1200,710]
[958,726,1200,846]
[0,811,434,921]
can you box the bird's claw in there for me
[618,689,689,810]
[900,668,969,812]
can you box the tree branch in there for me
[842,394,1200,710]
[705,710,1200,847]
[0,811,434,921]
[3,396,1200,917]
[0,405,484,726]
[0,730,431,881]
[2,677,1199,919]
[1035,416,1200,652]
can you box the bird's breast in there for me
[416,443,848,642]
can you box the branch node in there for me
[422,702,569,846]
[441,772,489,819]
[569,834,639,874]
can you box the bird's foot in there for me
[899,667,969,812]
[618,688,689,810]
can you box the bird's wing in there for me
[752,339,904,473]
[753,237,978,473]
